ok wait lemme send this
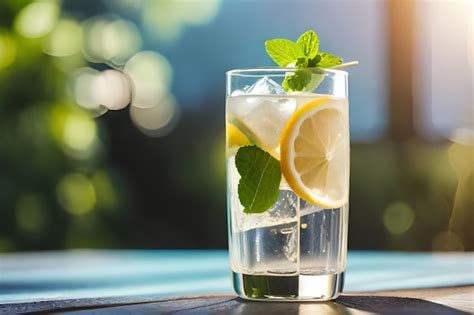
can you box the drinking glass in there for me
[226,68,349,301]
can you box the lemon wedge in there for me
[227,123,250,149]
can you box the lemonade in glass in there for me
[226,67,349,301]
[226,30,354,301]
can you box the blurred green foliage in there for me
[350,142,473,251]
[0,0,125,251]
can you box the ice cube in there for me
[237,190,298,231]
[228,77,286,118]
[235,97,296,149]
[227,95,259,119]
[245,76,286,95]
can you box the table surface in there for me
[0,250,473,314]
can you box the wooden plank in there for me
[344,285,474,313]
[52,290,471,315]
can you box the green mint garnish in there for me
[282,69,311,92]
[235,145,281,214]
[264,39,305,67]
[317,52,343,68]
[282,68,325,92]
[265,29,343,92]
[296,30,319,59]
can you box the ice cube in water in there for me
[245,76,286,95]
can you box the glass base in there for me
[232,271,344,301]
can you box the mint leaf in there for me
[287,57,309,68]
[295,57,309,67]
[235,145,281,214]
[308,54,321,67]
[282,69,311,92]
[265,39,305,67]
[297,30,319,59]
[317,52,343,68]
[283,69,324,92]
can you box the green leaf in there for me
[265,39,305,67]
[286,57,308,68]
[282,69,311,92]
[297,30,319,59]
[283,69,325,92]
[235,145,281,214]
[307,54,321,67]
[316,52,343,68]
[295,57,309,67]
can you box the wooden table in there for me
[1,250,473,314]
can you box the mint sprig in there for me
[235,145,281,214]
[265,30,343,92]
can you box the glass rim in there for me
[226,67,348,78]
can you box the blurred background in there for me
[0,0,472,252]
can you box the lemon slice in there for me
[280,97,349,208]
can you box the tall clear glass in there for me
[226,68,349,301]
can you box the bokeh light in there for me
[71,67,108,116]
[383,202,415,235]
[14,1,59,38]
[130,94,179,137]
[141,0,221,43]
[432,230,465,251]
[174,0,221,26]
[94,69,131,111]
[124,51,173,109]
[72,68,131,113]
[43,19,83,57]
[62,113,97,152]
[49,105,99,159]
[82,16,142,65]
[57,173,96,215]
[0,31,17,69]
